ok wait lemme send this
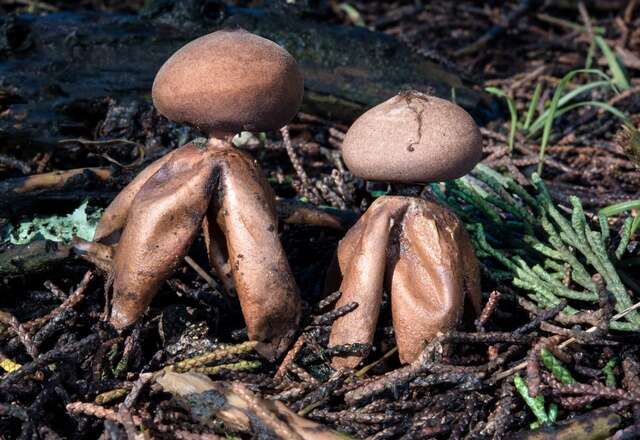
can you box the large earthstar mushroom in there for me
[93,29,303,360]
[329,91,483,368]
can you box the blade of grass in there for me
[547,100,628,123]
[599,200,640,217]
[585,39,596,69]
[536,13,605,35]
[528,79,614,135]
[595,36,630,90]
[339,3,366,27]
[486,87,518,152]
[523,83,542,131]
[536,69,616,174]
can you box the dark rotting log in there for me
[0,0,496,152]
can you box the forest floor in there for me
[1,1,640,439]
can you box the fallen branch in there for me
[156,371,352,440]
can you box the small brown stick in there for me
[159,340,257,374]
[311,302,358,326]
[24,270,94,333]
[269,384,314,402]
[344,337,446,405]
[275,335,306,380]
[411,371,484,389]
[508,65,547,93]
[483,381,515,439]
[493,300,640,381]
[540,322,614,345]
[513,300,566,335]
[66,402,142,424]
[526,342,543,398]
[330,169,351,204]
[288,363,319,385]
[2,167,112,195]
[359,399,388,414]
[309,408,403,425]
[526,337,564,397]
[0,310,38,359]
[280,126,322,205]
[558,394,598,410]
[445,331,534,345]
[551,381,640,402]
[232,382,305,440]
[554,309,601,326]
[184,256,220,291]
[624,0,638,22]
[317,291,342,312]
[475,290,501,331]
[606,85,640,108]
[578,2,596,44]
[118,373,152,438]
[43,280,67,301]
[314,179,347,209]
[297,369,349,415]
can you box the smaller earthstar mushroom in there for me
[327,90,483,368]
[93,29,304,360]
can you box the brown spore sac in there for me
[152,29,303,135]
[341,91,482,183]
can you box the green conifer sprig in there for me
[431,164,639,329]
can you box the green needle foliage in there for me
[602,359,617,388]
[432,164,639,329]
[514,374,551,427]
[540,349,577,385]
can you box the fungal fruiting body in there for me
[329,91,483,367]
[94,30,303,360]
[328,196,481,367]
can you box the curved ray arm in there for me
[109,144,219,329]
[94,150,176,244]
[391,200,469,363]
[215,149,302,361]
[329,199,393,369]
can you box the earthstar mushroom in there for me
[328,91,483,367]
[94,29,303,360]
